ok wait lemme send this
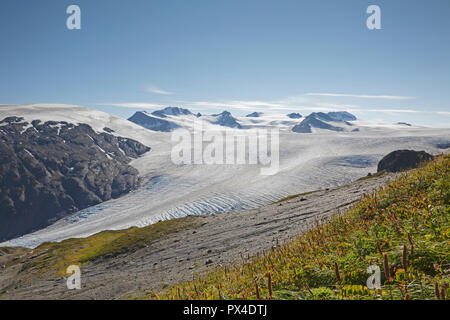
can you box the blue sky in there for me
[1,0,449,127]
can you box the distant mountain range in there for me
[128,107,359,134]
[128,108,244,131]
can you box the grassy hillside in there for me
[149,155,449,300]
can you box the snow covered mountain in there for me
[151,106,192,118]
[293,115,343,133]
[128,111,181,132]
[127,107,362,134]
[1,104,449,248]
[209,111,242,128]
[129,108,244,131]
[129,108,360,134]
[292,111,357,133]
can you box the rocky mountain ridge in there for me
[0,116,150,241]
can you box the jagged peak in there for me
[287,112,302,119]
[212,110,232,117]
[246,112,263,117]
[151,106,192,117]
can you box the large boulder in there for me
[377,150,433,173]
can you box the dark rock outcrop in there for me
[0,117,150,241]
[246,112,263,117]
[377,150,433,173]
[309,111,356,123]
[128,111,180,132]
[309,112,335,122]
[287,113,302,119]
[327,111,357,122]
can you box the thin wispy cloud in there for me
[437,111,450,116]
[363,109,419,113]
[97,102,165,109]
[185,100,287,110]
[314,102,421,114]
[305,93,415,100]
[313,102,361,111]
[183,99,423,114]
[181,99,345,113]
[146,85,173,95]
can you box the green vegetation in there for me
[17,216,200,276]
[149,155,449,300]
[273,190,320,204]
[356,170,386,181]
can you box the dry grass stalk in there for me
[383,253,391,281]
[407,233,414,256]
[434,282,440,300]
[334,261,341,283]
[255,277,261,299]
[376,240,383,255]
[267,272,273,299]
[402,245,408,272]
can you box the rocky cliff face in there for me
[0,117,150,241]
